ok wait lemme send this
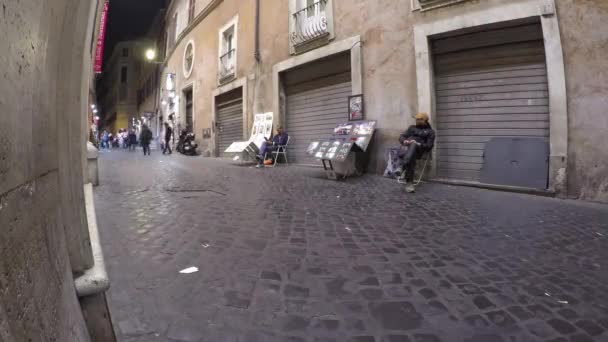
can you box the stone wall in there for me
[556,0,608,202]
[0,0,94,340]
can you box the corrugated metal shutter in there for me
[216,95,243,157]
[286,72,351,164]
[432,22,549,181]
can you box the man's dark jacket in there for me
[399,124,436,151]
[271,132,289,146]
[164,126,173,141]
[140,128,153,146]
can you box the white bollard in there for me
[87,142,99,186]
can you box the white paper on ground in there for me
[179,267,199,274]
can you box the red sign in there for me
[94,1,109,74]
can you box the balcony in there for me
[290,0,330,51]
[219,49,236,82]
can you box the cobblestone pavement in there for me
[94,150,608,342]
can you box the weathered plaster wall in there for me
[0,0,94,340]
[164,0,290,156]
[163,0,607,202]
[556,0,608,202]
[165,0,416,161]
[333,0,418,172]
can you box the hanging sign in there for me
[166,73,175,91]
[94,1,109,74]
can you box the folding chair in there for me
[265,136,290,167]
[397,151,431,186]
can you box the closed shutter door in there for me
[286,72,351,164]
[433,22,549,181]
[216,96,243,157]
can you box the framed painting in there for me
[348,94,364,121]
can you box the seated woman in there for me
[395,112,435,193]
[256,126,288,168]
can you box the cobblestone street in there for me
[94,150,608,342]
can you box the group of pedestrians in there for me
[100,128,137,150]
[97,123,173,157]
[138,122,174,156]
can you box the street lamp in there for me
[145,48,164,64]
[93,109,98,114]
[145,49,157,62]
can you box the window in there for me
[120,66,128,83]
[221,29,235,60]
[122,48,129,57]
[164,31,170,56]
[298,0,325,17]
[290,0,332,52]
[306,0,313,17]
[412,0,469,11]
[183,40,195,78]
[146,78,152,97]
[218,17,238,82]
[188,0,196,24]
[119,85,128,102]
[167,14,178,52]
[224,32,234,52]
[184,88,193,133]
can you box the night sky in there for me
[103,0,166,66]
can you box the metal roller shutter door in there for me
[433,22,550,182]
[216,97,243,157]
[286,72,351,164]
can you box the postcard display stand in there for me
[305,121,376,180]
[224,112,273,160]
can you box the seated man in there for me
[256,126,289,168]
[396,112,435,193]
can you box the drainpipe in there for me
[251,0,262,126]
[74,183,110,297]
[254,0,261,63]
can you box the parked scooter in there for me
[176,129,199,156]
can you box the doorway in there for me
[184,88,193,133]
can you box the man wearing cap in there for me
[396,112,435,192]
[256,126,289,168]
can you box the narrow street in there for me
[95,150,608,342]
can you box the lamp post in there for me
[145,48,164,65]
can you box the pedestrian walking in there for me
[122,129,129,149]
[101,130,109,149]
[118,129,125,149]
[162,122,173,155]
[128,129,137,151]
[139,124,153,156]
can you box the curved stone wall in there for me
[0,0,96,340]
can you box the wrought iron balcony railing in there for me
[290,0,329,47]
[219,48,235,80]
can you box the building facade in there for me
[137,11,166,139]
[99,40,148,133]
[158,0,608,202]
